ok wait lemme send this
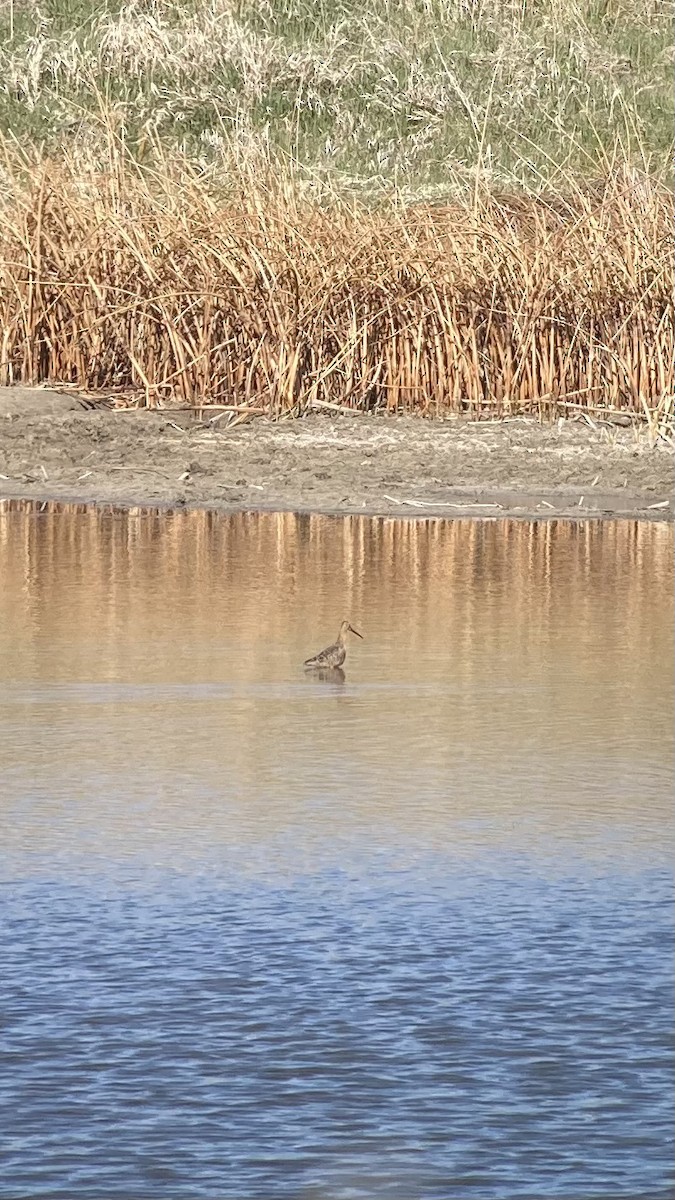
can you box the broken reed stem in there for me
[0,152,672,423]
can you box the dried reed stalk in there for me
[0,148,672,423]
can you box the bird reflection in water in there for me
[313,667,346,685]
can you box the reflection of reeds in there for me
[0,150,672,423]
[2,508,672,862]
[1,503,673,859]
[1,504,672,696]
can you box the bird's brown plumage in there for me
[304,620,363,670]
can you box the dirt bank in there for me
[0,390,672,520]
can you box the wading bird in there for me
[304,620,363,670]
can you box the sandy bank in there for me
[0,390,672,520]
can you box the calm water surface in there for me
[0,509,673,1199]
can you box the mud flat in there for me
[0,389,672,520]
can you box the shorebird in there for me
[304,620,363,670]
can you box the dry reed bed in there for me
[0,155,673,425]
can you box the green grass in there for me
[0,0,672,196]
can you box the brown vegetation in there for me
[0,146,672,429]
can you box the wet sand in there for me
[0,389,672,519]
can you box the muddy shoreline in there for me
[0,389,672,520]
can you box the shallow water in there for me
[0,509,673,1199]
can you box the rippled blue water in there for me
[0,512,673,1199]
[2,866,673,1200]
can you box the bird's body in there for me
[304,620,363,670]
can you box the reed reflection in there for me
[0,502,672,873]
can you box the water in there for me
[0,508,673,1199]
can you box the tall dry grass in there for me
[1,0,672,197]
[0,142,672,425]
